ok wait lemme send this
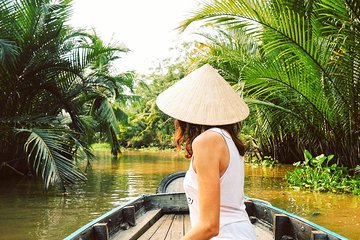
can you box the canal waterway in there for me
[0,149,358,239]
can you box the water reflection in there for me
[0,150,358,239]
[244,165,360,239]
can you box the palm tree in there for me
[0,0,133,190]
[73,31,135,158]
[182,0,360,167]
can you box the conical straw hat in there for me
[156,64,249,125]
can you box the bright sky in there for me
[70,0,204,74]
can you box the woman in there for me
[156,64,256,240]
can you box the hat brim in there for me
[156,64,249,126]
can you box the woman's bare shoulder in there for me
[192,130,225,150]
[192,130,227,172]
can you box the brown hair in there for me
[174,119,246,159]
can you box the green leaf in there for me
[16,127,86,190]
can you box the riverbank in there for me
[91,143,176,153]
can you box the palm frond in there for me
[182,0,351,105]
[16,127,86,190]
[0,0,134,188]
[0,39,19,66]
[183,0,359,166]
[94,98,120,134]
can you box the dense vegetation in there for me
[0,0,133,190]
[180,0,359,168]
[286,150,360,195]
[1,0,359,193]
[119,46,194,149]
[119,64,177,149]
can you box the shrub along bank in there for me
[285,150,360,195]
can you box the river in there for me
[0,149,358,239]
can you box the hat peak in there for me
[156,64,249,125]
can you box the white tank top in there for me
[183,128,255,239]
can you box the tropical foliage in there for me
[181,0,360,167]
[286,150,360,195]
[0,0,133,190]
[120,53,191,149]
[247,156,279,167]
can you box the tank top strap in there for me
[206,127,241,181]
[206,127,232,142]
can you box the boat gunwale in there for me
[63,195,145,240]
[63,193,186,240]
[248,198,349,240]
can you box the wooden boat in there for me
[64,171,348,240]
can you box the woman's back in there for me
[183,127,255,239]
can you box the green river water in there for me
[0,149,359,240]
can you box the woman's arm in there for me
[182,131,228,240]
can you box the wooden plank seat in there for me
[138,213,273,240]
[113,211,191,240]
[113,209,162,240]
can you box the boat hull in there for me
[65,171,348,240]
